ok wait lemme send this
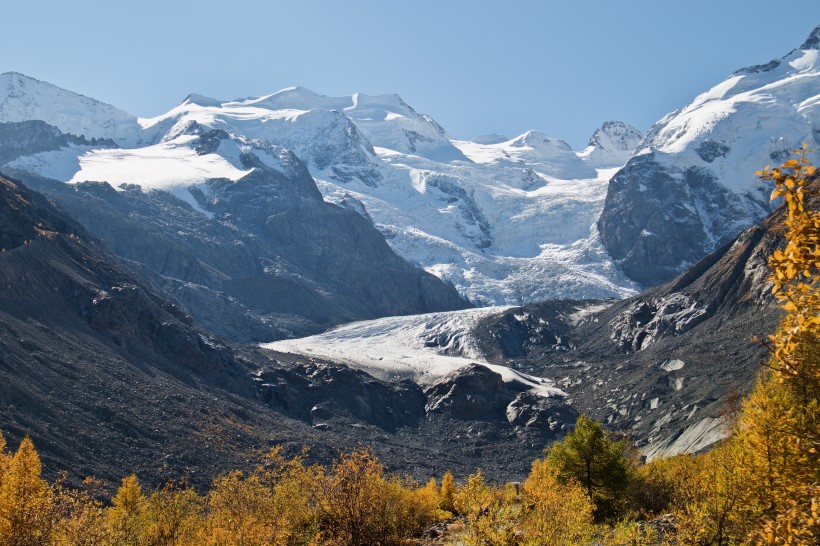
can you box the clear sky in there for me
[1,0,818,149]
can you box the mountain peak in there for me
[587,121,643,152]
[182,93,223,107]
[471,133,509,145]
[509,130,573,152]
[0,71,140,144]
[350,92,408,110]
[799,24,820,50]
[735,24,820,75]
[239,86,334,110]
[1,71,45,84]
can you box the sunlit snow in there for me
[67,135,252,189]
[262,307,565,398]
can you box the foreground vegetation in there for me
[0,151,817,545]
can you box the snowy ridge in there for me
[262,307,565,398]
[0,72,643,305]
[598,26,820,286]
[637,35,819,194]
[579,121,644,167]
[0,72,142,145]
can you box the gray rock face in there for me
[597,153,769,286]
[8,131,469,341]
[425,364,513,419]
[423,364,576,438]
[255,362,425,432]
[0,120,113,164]
[598,27,820,287]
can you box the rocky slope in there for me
[0,173,577,484]
[261,187,796,459]
[473,195,793,458]
[3,120,469,341]
[599,25,820,286]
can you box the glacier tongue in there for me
[262,307,565,398]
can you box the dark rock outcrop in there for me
[598,153,769,286]
[424,364,513,419]
[423,364,577,440]
[254,362,425,432]
[0,120,114,164]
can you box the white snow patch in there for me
[68,136,252,189]
[660,359,685,372]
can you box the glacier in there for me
[0,72,643,305]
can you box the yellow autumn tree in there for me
[671,440,755,545]
[108,474,147,546]
[315,447,434,546]
[199,447,321,546]
[0,436,60,546]
[140,480,201,546]
[757,145,820,385]
[52,477,111,546]
[746,146,820,544]
[453,470,518,546]
[520,458,595,546]
[439,470,455,514]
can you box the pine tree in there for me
[546,414,633,520]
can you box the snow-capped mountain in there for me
[0,72,142,145]
[0,73,642,305]
[598,25,820,285]
[579,121,644,167]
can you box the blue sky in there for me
[1,1,818,148]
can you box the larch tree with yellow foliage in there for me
[0,435,60,546]
[742,146,820,544]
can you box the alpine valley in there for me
[0,25,817,486]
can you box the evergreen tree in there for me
[546,414,633,520]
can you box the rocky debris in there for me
[0,174,587,488]
[475,199,790,457]
[505,392,577,435]
[424,364,516,419]
[609,293,707,352]
[254,362,425,432]
[637,514,678,544]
